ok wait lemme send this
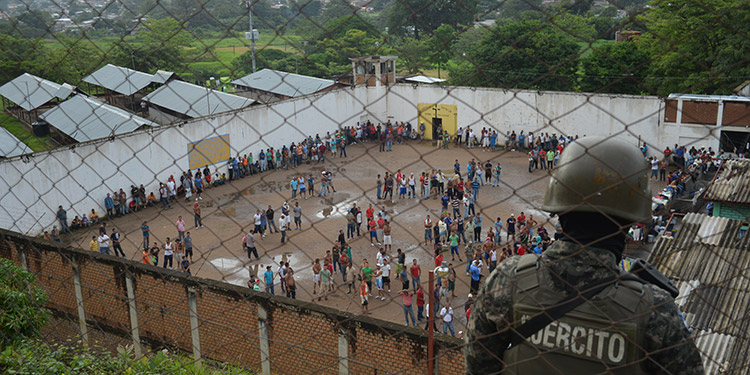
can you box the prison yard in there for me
[64,140,560,328]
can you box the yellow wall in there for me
[417,103,457,140]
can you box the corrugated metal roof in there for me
[231,69,335,98]
[0,73,70,111]
[151,70,175,84]
[82,64,154,96]
[404,75,446,84]
[705,159,750,205]
[0,126,32,158]
[143,80,254,118]
[649,213,750,374]
[39,94,156,142]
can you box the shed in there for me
[231,69,341,103]
[0,73,77,124]
[39,94,157,143]
[142,80,255,124]
[81,64,155,111]
[650,213,750,374]
[705,159,750,221]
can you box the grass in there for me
[44,31,304,80]
[0,113,53,152]
[419,68,450,81]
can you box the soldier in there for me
[465,136,704,374]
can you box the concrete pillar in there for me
[125,274,143,358]
[374,61,381,88]
[71,258,89,346]
[676,99,684,125]
[338,327,349,375]
[258,305,271,375]
[187,287,202,369]
[19,246,28,271]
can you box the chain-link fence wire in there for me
[1,0,749,373]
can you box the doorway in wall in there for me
[432,118,442,140]
[720,130,750,153]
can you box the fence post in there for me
[125,272,143,358]
[338,327,349,375]
[71,258,89,346]
[258,305,271,375]
[187,286,202,369]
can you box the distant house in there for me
[39,94,157,144]
[231,69,343,104]
[81,64,176,112]
[0,126,32,158]
[0,73,77,124]
[142,80,255,124]
[705,159,750,221]
[615,29,642,42]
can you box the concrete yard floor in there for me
[66,140,662,332]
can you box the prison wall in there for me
[0,85,694,236]
[0,228,464,374]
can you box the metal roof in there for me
[404,75,446,84]
[39,94,156,142]
[151,70,175,84]
[82,64,154,96]
[143,80,254,118]
[0,126,32,158]
[0,73,71,111]
[649,213,750,373]
[231,69,336,98]
[705,159,750,205]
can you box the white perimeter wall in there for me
[1,84,719,235]
[381,84,670,149]
[0,88,375,235]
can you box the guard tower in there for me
[350,56,397,87]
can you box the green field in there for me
[44,31,303,79]
[0,113,54,152]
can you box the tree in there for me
[637,0,750,95]
[0,33,46,85]
[449,20,580,90]
[393,37,430,74]
[0,258,48,347]
[580,41,649,94]
[427,24,457,78]
[494,0,543,20]
[385,0,477,38]
[110,18,197,72]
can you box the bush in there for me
[0,341,251,374]
[0,258,49,347]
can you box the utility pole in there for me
[428,271,435,375]
[248,0,256,73]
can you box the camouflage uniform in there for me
[464,240,704,374]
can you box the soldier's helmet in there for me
[542,136,651,224]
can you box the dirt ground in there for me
[66,140,664,332]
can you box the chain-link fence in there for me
[1,0,749,373]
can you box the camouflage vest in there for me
[503,254,652,374]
